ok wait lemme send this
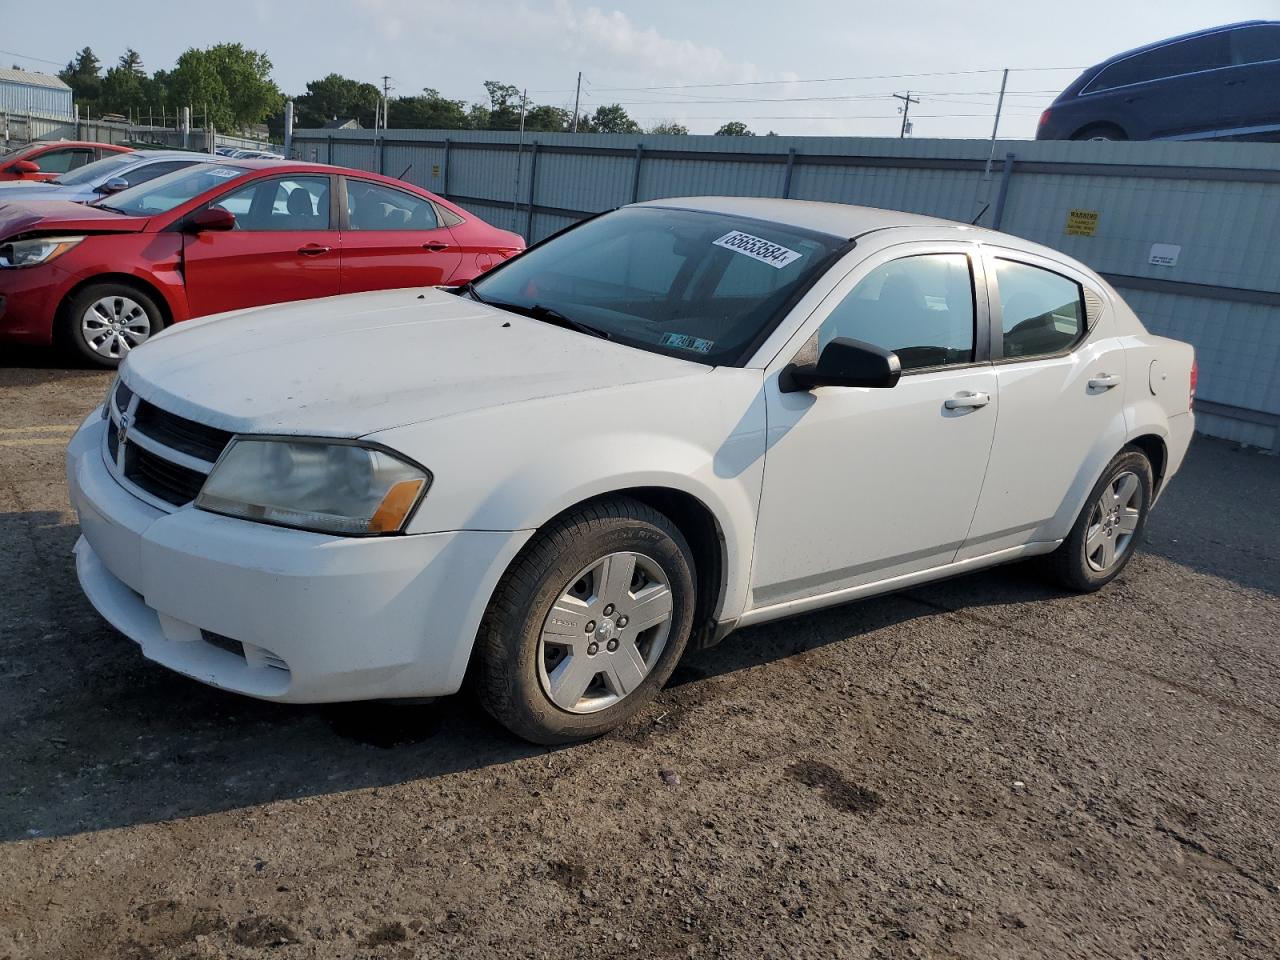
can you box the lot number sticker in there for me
[661,332,715,354]
[1065,209,1100,237]
[713,231,803,269]
[1149,243,1181,267]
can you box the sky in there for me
[2,0,1275,139]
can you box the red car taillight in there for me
[1038,108,1052,130]
[1189,359,1198,411]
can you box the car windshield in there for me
[97,164,250,216]
[469,206,846,366]
[0,143,39,162]
[51,152,136,186]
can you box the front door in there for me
[183,174,341,317]
[750,245,998,610]
[339,178,462,293]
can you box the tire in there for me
[60,282,165,368]
[1040,447,1153,592]
[1071,124,1127,142]
[474,496,697,744]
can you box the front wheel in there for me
[1040,448,1153,592]
[61,282,164,368]
[474,497,696,744]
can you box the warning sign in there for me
[432,164,441,177]
[1065,209,1100,236]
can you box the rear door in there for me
[1226,23,1280,138]
[182,173,341,317]
[338,177,462,293]
[958,248,1127,559]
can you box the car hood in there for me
[123,287,708,437]
[0,198,148,239]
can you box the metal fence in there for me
[268,130,1280,448]
[2,111,272,154]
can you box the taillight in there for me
[1038,108,1052,130]
[1189,359,1198,411]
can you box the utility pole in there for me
[571,71,582,133]
[984,68,1009,178]
[380,75,393,133]
[512,89,528,228]
[893,91,920,138]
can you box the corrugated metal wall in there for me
[292,128,1280,450]
[0,82,73,120]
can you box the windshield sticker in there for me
[661,332,714,354]
[713,231,803,269]
[207,168,241,178]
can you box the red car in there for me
[0,141,133,182]
[0,159,525,366]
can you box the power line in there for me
[528,65,1083,94]
[0,48,65,67]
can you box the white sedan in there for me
[66,197,1196,743]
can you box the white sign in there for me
[1149,243,1181,267]
[713,231,803,269]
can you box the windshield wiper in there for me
[483,300,611,340]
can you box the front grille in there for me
[201,630,243,658]
[106,419,119,461]
[133,400,234,463]
[113,379,134,413]
[124,443,208,506]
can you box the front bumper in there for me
[0,262,68,346]
[67,415,531,702]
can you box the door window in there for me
[1088,33,1230,91]
[123,160,199,187]
[346,181,438,230]
[816,253,975,371]
[1230,25,1280,65]
[211,176,331,230]
[994,260,1085,360]
[33,147,94,173]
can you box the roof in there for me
[1092,20,1275,68]
[321,118,361,130]
[638,196,953,239]
[0,67,71,91]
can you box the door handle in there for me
[1088,373,1121,390]
[944,391,990,410]
[1224,79,1247,86]
[297,244,331,256]
[422,241,451,252]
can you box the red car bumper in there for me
[0,265,70,347]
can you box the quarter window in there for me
[1230,25,1280,66]
[346,181,438,230]
[1088,33,1230,91]
[994,260,1085,360]
[817,254,976,371]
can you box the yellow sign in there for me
[432,164,441,177]
[1066,209,1100,236]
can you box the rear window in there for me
[1087,32,1230,92]
[1230,24,1280,65]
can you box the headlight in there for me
[195,438,430,536]
[0,235,85,268]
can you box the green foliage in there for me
[59,47,102,108]
[524,104,570,132]
[582,104,641,134]
[714,121,755,137]
[647,121,689,136]
[387,89,470,129]
[295,73,381,128]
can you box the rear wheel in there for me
[474,497,696,744]
[1040,447,1152,592]
[1072,124,1127,142]
[61,282,164,368]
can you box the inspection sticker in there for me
[661,332,714,354]
[713,231,802,269]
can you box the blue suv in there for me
[1037,21,1280,142]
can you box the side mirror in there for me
[13,159,41,176]
[781,337,902,393]
[97,177,130,195]
[186,207,236,233]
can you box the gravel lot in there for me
[1,355,1277,960]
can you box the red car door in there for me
[339,177,462,293]
[183,173,341,317]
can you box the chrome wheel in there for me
[1084,470,1142,572]
[81,295,152,359]
[537,551,674,714]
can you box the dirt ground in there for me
[1,354,1277,960]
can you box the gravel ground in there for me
[1,355,1277,960]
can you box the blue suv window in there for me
[1230,25,1280,66]
[1088,32,1230,92]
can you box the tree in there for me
[714,121,755,137]
[59,47,102,108]
[100,65,145,117]
[647,121,688,135]
[524,104,570,132]
[583,104,640,134]
[295,73,381,128]
[119,48,145,76]
[483,81,524,130]
[169,44,282,132]
[387,89,469,129]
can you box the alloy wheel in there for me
[1084,470,1142,572]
